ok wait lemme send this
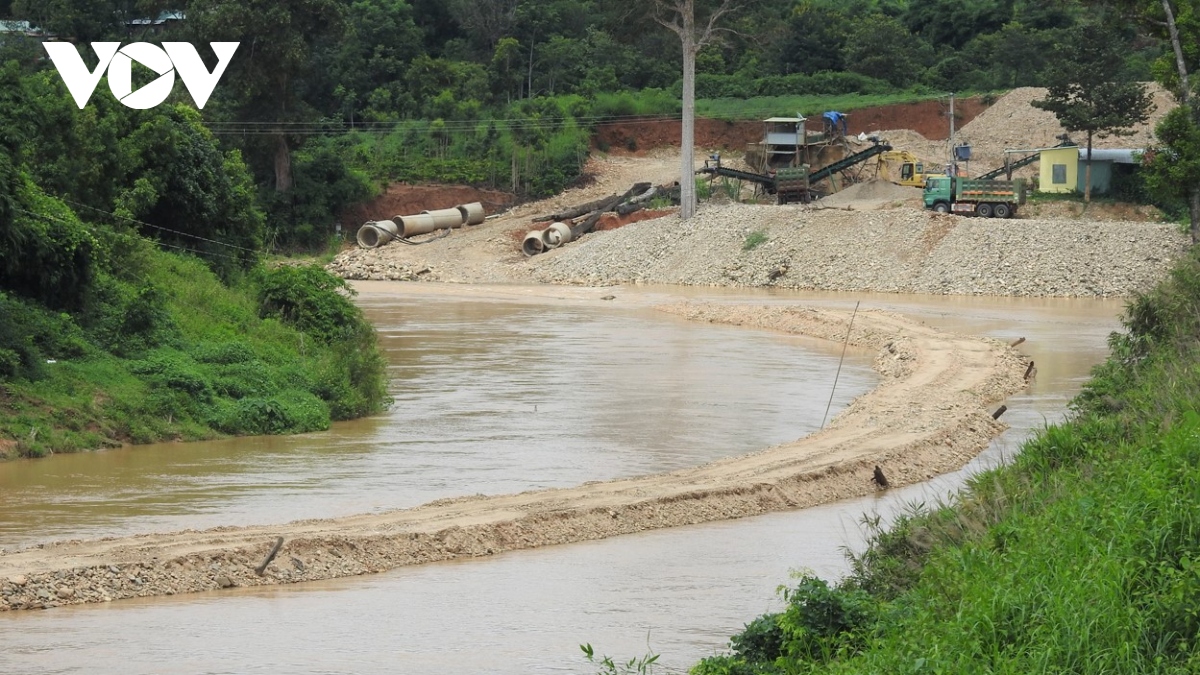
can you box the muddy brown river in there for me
[0,284,1124,674]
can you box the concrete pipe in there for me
[457,202,486,225]
[421,207,466,229]
[398,213,439,237]
[522,230,545,256]
[356,219,398,248]
[540,222,573,249]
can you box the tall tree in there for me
[1109,0,1200,242]
[185,0,345,193]
[1032,22,1154,202]
[654,0,740,221]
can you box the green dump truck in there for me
[923,176,1027,218]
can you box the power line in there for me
[58,197,260,254]
[12,206,251,263]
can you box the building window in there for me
[1052,164,1067,184]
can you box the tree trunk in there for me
[680,7,697,220]
[1163,0,1190,108]
[1191,186,1200,245]
[511,147,519,193]
[527,40,534,99]
[1084,132,1092,203]
[1162,0,1199,242]
[274,134,292,193]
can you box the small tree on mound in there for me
[1032,22,1154,203]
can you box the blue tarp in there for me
[822,111,847,135]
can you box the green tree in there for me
[1109,0,1200,242]
[901,0,1012,52]
[842,14,932,88]
[185,0,346,193]
[775,2,850,75]
[1032,22,1155,202]
[320,0,424,124]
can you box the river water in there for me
[0,284,1124,674]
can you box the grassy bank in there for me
[0,239,390,459]
[693,246,1200,674]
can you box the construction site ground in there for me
[0,86,1191,611]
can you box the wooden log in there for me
[533,195,618,222]
[615,201,645,216]
[1010,337,1026,347]
[1024,361,1036,381]
[992,405,1008,420]
[255,536,285,576]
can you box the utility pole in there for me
[948,93,955,175]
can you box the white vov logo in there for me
[43,42,239,110]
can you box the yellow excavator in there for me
[875,150,946,188]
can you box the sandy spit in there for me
[0,304,1028,611]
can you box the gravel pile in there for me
[955,85,1177,174]
[529,203,1188,297]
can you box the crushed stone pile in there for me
[528,203,1188,297]
[818,179,922,209]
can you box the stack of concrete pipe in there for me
[522,222,573,256]
[356,201,486,249]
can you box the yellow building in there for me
[1038,146,1080,193]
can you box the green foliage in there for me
[263,137,376,251]
[1144,108,1200,219]
[580,643,659,675]
[1031,23,1156,146]
[693,72,893,100]
[0,176,97,310]
[693,241,1200,673]
[255,264,365,343]
[742,230,768,251]
[843,15,934,88]
[0,245,390,457]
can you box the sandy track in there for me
[0,304,1028,610]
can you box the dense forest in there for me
[0,0,1161,249]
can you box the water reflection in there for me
[0,297,875,550]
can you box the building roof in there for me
[127,10,185,26]
[763,117,805,123]
[1078,148,1142,163]
[0,20,41,34]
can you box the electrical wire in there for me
[59,198,260,254]
[12,206,253,263]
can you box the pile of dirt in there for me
[817,179,922,210]
[866,129,950,168]
[954,84,1178,176]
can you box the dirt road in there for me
[0,303,1027,610]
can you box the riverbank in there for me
[0,302,1027,610]
[0,251,390,459]
[691,250,1200,673]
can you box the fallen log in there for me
[533,195,618,222]
[615,202,645,216]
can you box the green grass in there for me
[693,246,1200,674]
[743,230,768,251]
[0,244,390,459]
[696,91,994,122]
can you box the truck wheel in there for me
[976,203,993,218]
[933,202,950,214]
[994,203,1011,218]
